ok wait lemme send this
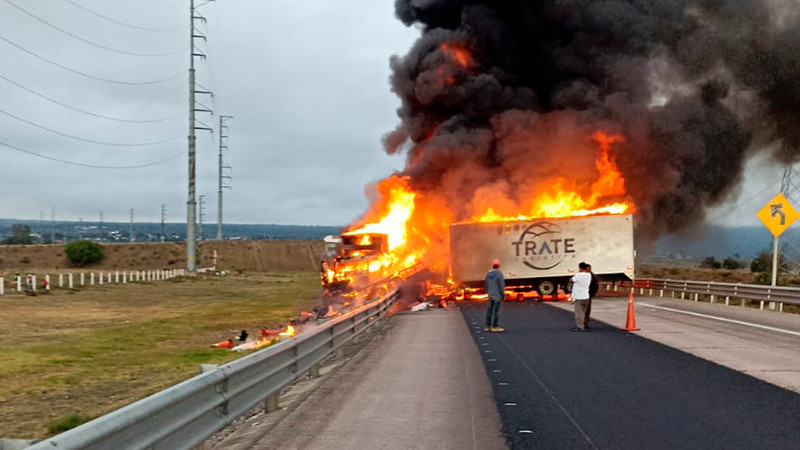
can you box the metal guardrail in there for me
[29,291,399,450]
[628,278,800,308]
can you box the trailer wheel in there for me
[537,280,556,296]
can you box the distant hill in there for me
[4,217,798,261]
[652,225,800,260]
[0,218,341,243]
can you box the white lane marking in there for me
[488,358,497,362]
[640,304,800,338]
[519,430,533,434]
[498,382,509,386]
[504,402,517,406]
[493,369,502,373]
[497,336,598,450]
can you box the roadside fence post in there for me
[123,271,127,283]
[80,272,85,286]
[710,295,715,304]
[694,293,698,302]
[45,275,50,291]
[725,296,730,306]
[16,276,21,292]
[90,273,95,285]
[0,277,4,295]
[32,275,37,291]
[264,393,280,414]
[759,300,765,310]
[115,271,119,283]
[69,273,74,289]
[99,272,104,285]
[779,302,784,312]
[59,273,63,287]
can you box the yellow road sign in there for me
[757,193,799,237]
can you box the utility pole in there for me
[218,115,233,240]
[199,195,206,241]
[99,210,104,241]
[129,208,135,243]
[50,207,55,244]
[187,0,214,272]
[78,217,83,239]
[161,204,167,242]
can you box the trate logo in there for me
[511,222,576,270]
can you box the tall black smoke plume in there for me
[384,0,800,235]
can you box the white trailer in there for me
[450,214,635,296]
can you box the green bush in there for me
[699,256,722,269]
[64,240,104,266]
[722,258,744,270]
[46,413,92,433]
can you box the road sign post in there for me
[757,193,799,286]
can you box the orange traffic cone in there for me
[622,292,640,332]
[211,339,234,349]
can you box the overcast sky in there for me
[0,0,418,225]
[0,0,790,229]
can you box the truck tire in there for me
[537,280,556,296]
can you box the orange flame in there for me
[437,43,473,86]
[339,131,634,287]
[440,43,472,68]
[279,324,296,338]
[470,132,633,223]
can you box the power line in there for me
[0,72,184,124]
[4,0,185,57]
[0,33,182,85]
[0,107,183,147]
[63,0,185,33]
[0,139,181,169]
[705,181,781,225]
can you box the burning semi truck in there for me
[321,232,426,299]
[450,214,635,300]
[322,213,634,302]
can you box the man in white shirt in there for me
[570,262,592,332]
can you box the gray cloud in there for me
[0,0,418,225]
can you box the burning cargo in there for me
[450,214,634,298]
[321,233,390,292]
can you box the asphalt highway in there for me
[460,300,800,450]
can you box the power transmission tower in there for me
[771,165,800,285]
[187,0,214,272]
[129,208,135,242]
[199,195,206,241]
[161,204,167,242]
[218,115,233,240]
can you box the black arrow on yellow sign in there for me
[771,203,786,225]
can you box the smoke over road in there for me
[382,0,800,235]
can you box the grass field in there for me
[0,272,321,439]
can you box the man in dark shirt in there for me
[586,263,600,329]
[484,259,505,332]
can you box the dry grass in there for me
[0,272,321,439]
